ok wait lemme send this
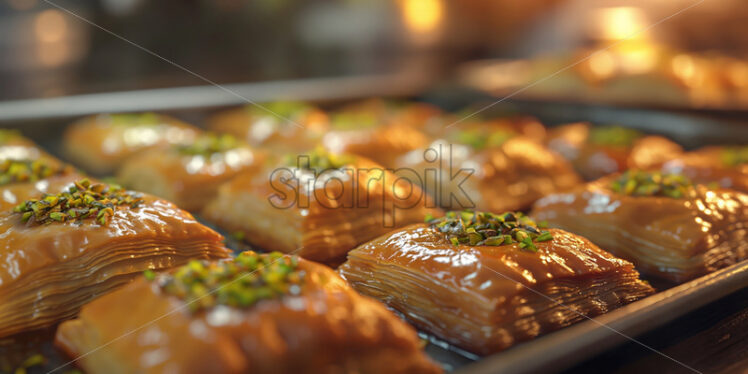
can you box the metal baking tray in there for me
[0,80,746,373]
[457,57,748,113]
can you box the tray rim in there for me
[454,260,748,374]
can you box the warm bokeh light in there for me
[613,41,657,74]
[34,9,68,43]
[401,0,444,34]
[594,7,649,41]
[671,54,697,85]
[588,50,616,79]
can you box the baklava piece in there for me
[0,158,84,211]
[339,210,653,355]
[430,112,547,142]
[0,129,50,161]
[117,133,263,212]
[208,101,329,154]
[547,123,683,180]
[321,106,432,169]
[661,145,748,193]
[56,252,442,374]
[203,148,441,264]
[397,130,580,213]
[0,179,229,337]
[532,170,748,282]
[63,112,201,174]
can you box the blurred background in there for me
[1,0,746,108]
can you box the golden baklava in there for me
[208,101,329,154]
[0,158,83,211]
[339,210,654,355]
[397,131,580,213]
[532,170,748,282]
[0,179,229,337]
[56,252,442,374]
[63,112,201,174]
[0,129,51,161]
[203,147,441,264]
[661,145,748,193]
[117,133,263,212]
[547,123,683,180]
[321,106,431,169]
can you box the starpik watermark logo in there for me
[267,144,476,226]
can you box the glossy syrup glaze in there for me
[117,144,263,212]
[532,176,748,282]
[547,122,683,180]
[398,136,581,212]
[339,223,653,354]
[208,105,330,155]
[55,257,442,374]
[662,146,748,193]
[0,173,85,212]
[0,192,229,336]
[204,156,442,264]
[63,113,201,174]
[343,224,636,300]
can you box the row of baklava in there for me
[0,130,441,373]
[0,100,745,373]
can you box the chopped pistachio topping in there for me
[177,133,240,157]
[13,179,144,225]
[152,251,304,313]
[0,129,23,144]
[285,146,355,172]
[109,112,160,126]
[330,111,379,130]
[1,353,46,374]
[720,146,748,167]
[427,210,553,252]
[610,170,693,198]
[452,129,514,150]
[0,159,71,186]
[247,101,312,120]
[588,126,642,147]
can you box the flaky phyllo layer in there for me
[396,137,580,213]
[532,172,748,282]
[55,253,441,374]
[338,221,653,355]
[0,181,229,337]
[204,153,441,264]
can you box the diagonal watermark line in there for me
[481,263,703,374]
[46,246,306,374]
[41,0,306,130]
[445,0,706,129]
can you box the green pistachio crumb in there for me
[430,210,553,252]
[157,251,304,313]
[13,179,143,225]
[610,170,693,199]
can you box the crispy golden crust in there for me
[208,106,329,155]
[0,173,87,212]
[55,257,442,374]
[203,157,442,264]
[0,193,229,337]
[323,123,430,168]
[547,122,683,180]
[63,113,201,175]
[532,177,748,282]
[339,224,653,355]
[117,145,263,212]
[397,137,581,212]
[662,146,748,193]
